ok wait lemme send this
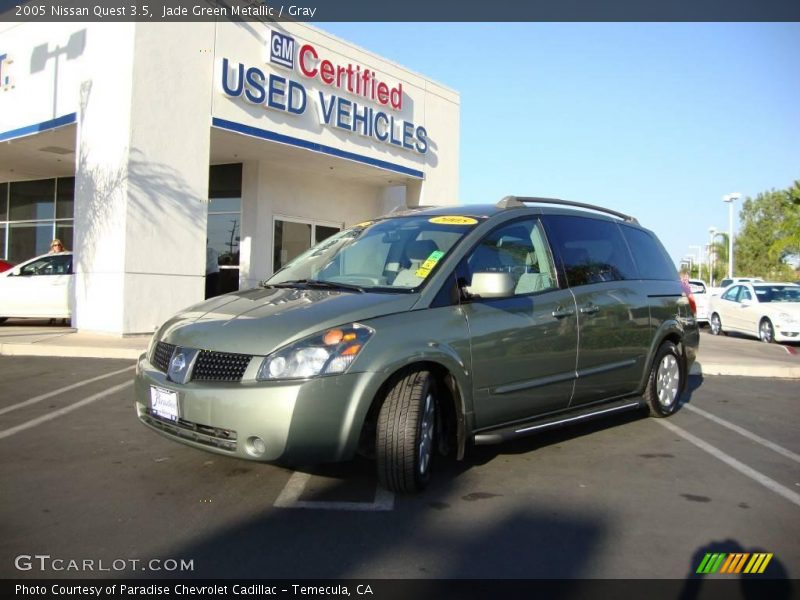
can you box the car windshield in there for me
[265,214,481,292]
[753,285,800,303]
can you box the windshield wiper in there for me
[262,279,365,293]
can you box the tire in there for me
[709,313,724,336]
[376,370,437,493]
[759,318,775,344]
[644,341,684,418]
[0,317,7,325]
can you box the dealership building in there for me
[0,21,460,335]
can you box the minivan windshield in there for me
[264,215,481,292]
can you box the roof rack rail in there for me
[496,196,638,224]
[387,204,438,215]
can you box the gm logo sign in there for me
[270,31,294,69]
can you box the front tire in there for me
[759,318,775,344]
[644,341,684,418]
[709,313,724,336]
[376,370,436,493]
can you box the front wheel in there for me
[644,341,684,418]
[759,318,775,344]
[709,313,724,336]
[376,370,437,493]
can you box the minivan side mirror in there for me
[465,272,515,299]
[10,267,21,277]
[740,298,753,307]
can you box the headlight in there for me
[256,323,374,381]
[777,312,797,325]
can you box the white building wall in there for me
[1,21,460,335]
[212,22,460,205]
[75,23,215,335]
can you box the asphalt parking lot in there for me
[1,355,798,582]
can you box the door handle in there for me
[552,306,575,319]
[580,303,600,315]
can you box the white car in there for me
[708,281,800,343]
[0,252,73,323]
[708,276,764,297]
[688,279,709,323]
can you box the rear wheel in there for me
[709,313,724,336]
[644,341,684,417]
[376,370,436,493]
[759,318,775,344]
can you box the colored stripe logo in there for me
[696,552,773,574]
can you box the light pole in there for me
[708,226,717,286]
[689,245,703,280]
[722,193,741,279]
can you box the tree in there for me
[734,183,798,280]
[768,180,800,264]
[708,232,728,285]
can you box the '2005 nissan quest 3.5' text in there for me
[135,197,699,492]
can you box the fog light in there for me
[246,436,267,457]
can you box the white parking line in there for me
[0,365,135,417]
[0,381,133,440]
[274,471,395,511]
[656,419,800,508]
[684,403,800,464]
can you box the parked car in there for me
[0,252,73,324]
[134,198,699,492]
[708,276,764,297]
[0,259,14,273]
[687,279,709,323]
[708,282,800,343]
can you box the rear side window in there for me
[544,215,636,287]
[619,225,678,281]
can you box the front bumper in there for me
[774,325,800,342]
[134,353,377,465]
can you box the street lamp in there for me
[689,245,703,280]
[722,193,741,279]
[708,226,717,286]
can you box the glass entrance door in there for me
[273,217,342,273]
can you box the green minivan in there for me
[134,198,699,492]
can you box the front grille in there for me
[191,350,252,382]
[153,342,176,373]
[143,409,238,452]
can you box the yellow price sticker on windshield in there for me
[415,250,445,278]
[429,216,478,226]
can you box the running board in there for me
[473,399,644,445]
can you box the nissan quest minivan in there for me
[134,197,699,492]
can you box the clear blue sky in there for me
[318,22,800,270]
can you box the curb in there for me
[0,343,142,361]
[691,362,800,379]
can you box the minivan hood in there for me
[157,287,418,356]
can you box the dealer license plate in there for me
[150,386,179,421]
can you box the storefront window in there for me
[8,223,54,262]
[10,179,55,221]
[207,164,242,297]
[56,177,75,219]
[0,183,7,221]
[1,177,74,262]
